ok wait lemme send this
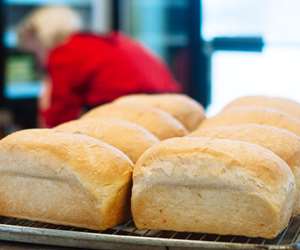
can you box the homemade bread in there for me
[82,103,187,140]
[223,95,300,118]
[0,129,133,230]
[190,124,300,215]
[198,107,300,137]
[132,137,296,238]
[114,94,205,131]
[55,117,159,163]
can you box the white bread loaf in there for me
[190,124,300,215]
[114,94,205,131]
[132,137,296,239]
[0,129,133,230]
[197,107,300,137]
[223,95,300,118]
[82,103,187,140]
[55,117,159,163]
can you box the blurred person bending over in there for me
[18,6,181,127]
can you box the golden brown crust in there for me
[81,103,188,140]
[223,95,300,118]
[190,124,300,168]
[0,129,133,230]
[114,94,205,131]
[189,124,300,214]
[134,137,291,184]
[132,137,296,238]
[197,107,300,137]
[55,117,159,163]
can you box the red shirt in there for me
[42,32,181,127]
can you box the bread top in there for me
[0,129,133,198]
[55,117,159,163]
[134,137,295,199]
[114,94,205,131]
[81,103,188,139]
[198,107,300,137]
[190,124,300,169]
[223,95,300,118]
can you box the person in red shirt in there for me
[18,6,181,127]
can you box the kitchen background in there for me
[0,0,299,129]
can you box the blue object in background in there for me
[4,0,90,6]
[4,30,17,48]
[5,81,42,99]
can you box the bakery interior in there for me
[2,0,299,132]
[1,0,300,250]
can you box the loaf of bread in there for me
[114,94,205,131]
[223,95,300,118]
[197,107,300,137]
[132,137,296,238]
[190,124,300,215]
[0,129,133,230]
[55,117,159,163]
[82,103,188,140]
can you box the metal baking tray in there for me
[0,216,300,250]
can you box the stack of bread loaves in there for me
[1,93,299,240]
[131,95,300,239]
[0,94,204,231]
